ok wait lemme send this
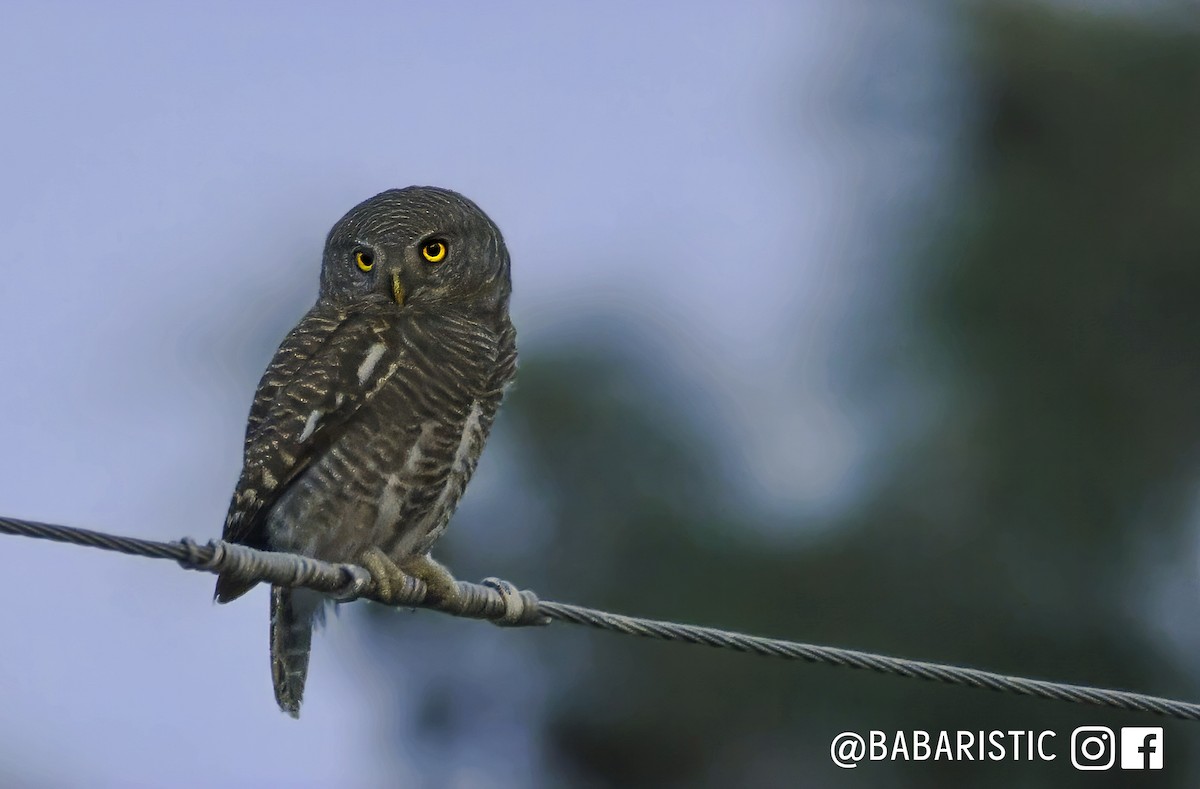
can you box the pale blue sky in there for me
[0,2,954,785]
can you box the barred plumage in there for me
[215,187,516,717]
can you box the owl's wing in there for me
[479,319,517,429]
[241,306,347,448]
[215,305,402,601]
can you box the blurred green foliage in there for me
[364,3,1200,786]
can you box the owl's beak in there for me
[391,270,405,306]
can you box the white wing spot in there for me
[455,402,483,465]
[404,422,437,474]
[431,400,484,517]
[357,343,387,384]
[261,469,277,488]
[299,409,323,443]
[373,474,405,535]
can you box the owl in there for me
[214,187,516,717]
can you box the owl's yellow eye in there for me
[421,240,447,263]
[355,250,374,272]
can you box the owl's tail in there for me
[270,585,319,718]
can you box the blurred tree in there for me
[360,3,1200,786]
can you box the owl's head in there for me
[319,187,511,314]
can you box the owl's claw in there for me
[399,553,463,613]
[360,549,461,611]
[359,547,410,605]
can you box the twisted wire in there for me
[2,514,1198,720]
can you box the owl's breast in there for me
[406,397,488,555]
[264,312,509,565]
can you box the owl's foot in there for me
[399,554,463,613]
[359,547,412,605]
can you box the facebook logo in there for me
[1120,727,1164,770]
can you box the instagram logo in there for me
[1071,727,1115,770]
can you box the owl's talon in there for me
[360,547,410,605]
[399,554,463,613]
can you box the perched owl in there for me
[215,187,516,717]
